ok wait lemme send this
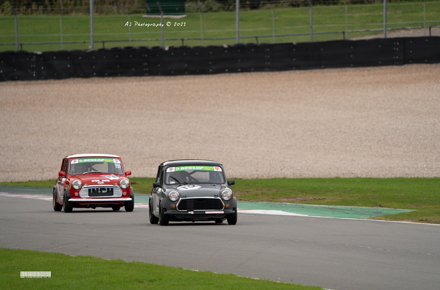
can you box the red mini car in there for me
[53,154,134,212]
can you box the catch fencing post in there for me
[345,4,348,38]
[60,0,63,50]
[11,6,19,51]
[198,0,203,46]
[236,0,240,44]
[60,17,63,50]
[157,2,164,48]
[383,0,387,38]
[423,3,426,36]
[272,10,275,43]
[128,15,132,45]
[90,0,94,49]
[307,0,313,42]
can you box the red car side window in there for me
[60,159,66,172]
[63,159,68,173]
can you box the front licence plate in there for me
[88,187,114,196]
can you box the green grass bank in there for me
[1,177,439,223]
[1,2,439,51]
[0,248,322,290]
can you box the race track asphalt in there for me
[1,194,440,290]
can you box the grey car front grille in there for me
[177,198,224,211]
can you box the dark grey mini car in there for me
[149,160,237,226]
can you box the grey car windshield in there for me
[165,166,225,185]
[69,158,124,175]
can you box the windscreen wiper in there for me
[83,171,105,175]
[170,176,187,184]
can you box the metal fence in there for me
[1,1,440,52]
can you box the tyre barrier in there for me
[0,37,439,82]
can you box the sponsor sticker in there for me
[168,166,222,172]
[100,175,120,180]
[71,158,118,164]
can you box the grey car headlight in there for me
[220,188,233,201]
[120,178,130,189]
[72,180,82,190]
[168,190,180,202]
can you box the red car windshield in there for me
[68,158,124,175]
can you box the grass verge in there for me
[2,177,439,223]
[231,177,440,224]
[0,248,321,290]
[1,2,439,51]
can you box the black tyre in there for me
[112,205,121,211]
[125,197,134,212]
[159,203,169,226]
[63,192,73,213]
[227,209,237,225]
[149,200,159,224]
[215,219,223,224]
[53,189,62,212]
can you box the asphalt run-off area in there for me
[0,186,412,220]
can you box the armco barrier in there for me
[0,37,439,82]
[404,37,440,64]
[318,39,403,69]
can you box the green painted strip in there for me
[133,193,150,204]
[0,186,413,219]
[238,201,413,219]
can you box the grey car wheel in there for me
[149,200,159,224]
[159,203,169,226]
[227,209,237,225]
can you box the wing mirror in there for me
[125,171,132,176]
[227,180,235,186]
[153,182,163,193]
[58,171,65,177]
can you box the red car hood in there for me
[73,174,125,185]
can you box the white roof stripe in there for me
[66,153,120,158]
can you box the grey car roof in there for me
[160,159,223,167]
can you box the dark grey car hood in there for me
[173,184,225,197]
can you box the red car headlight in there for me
[120,178,129,189]
[72,180,82,190]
